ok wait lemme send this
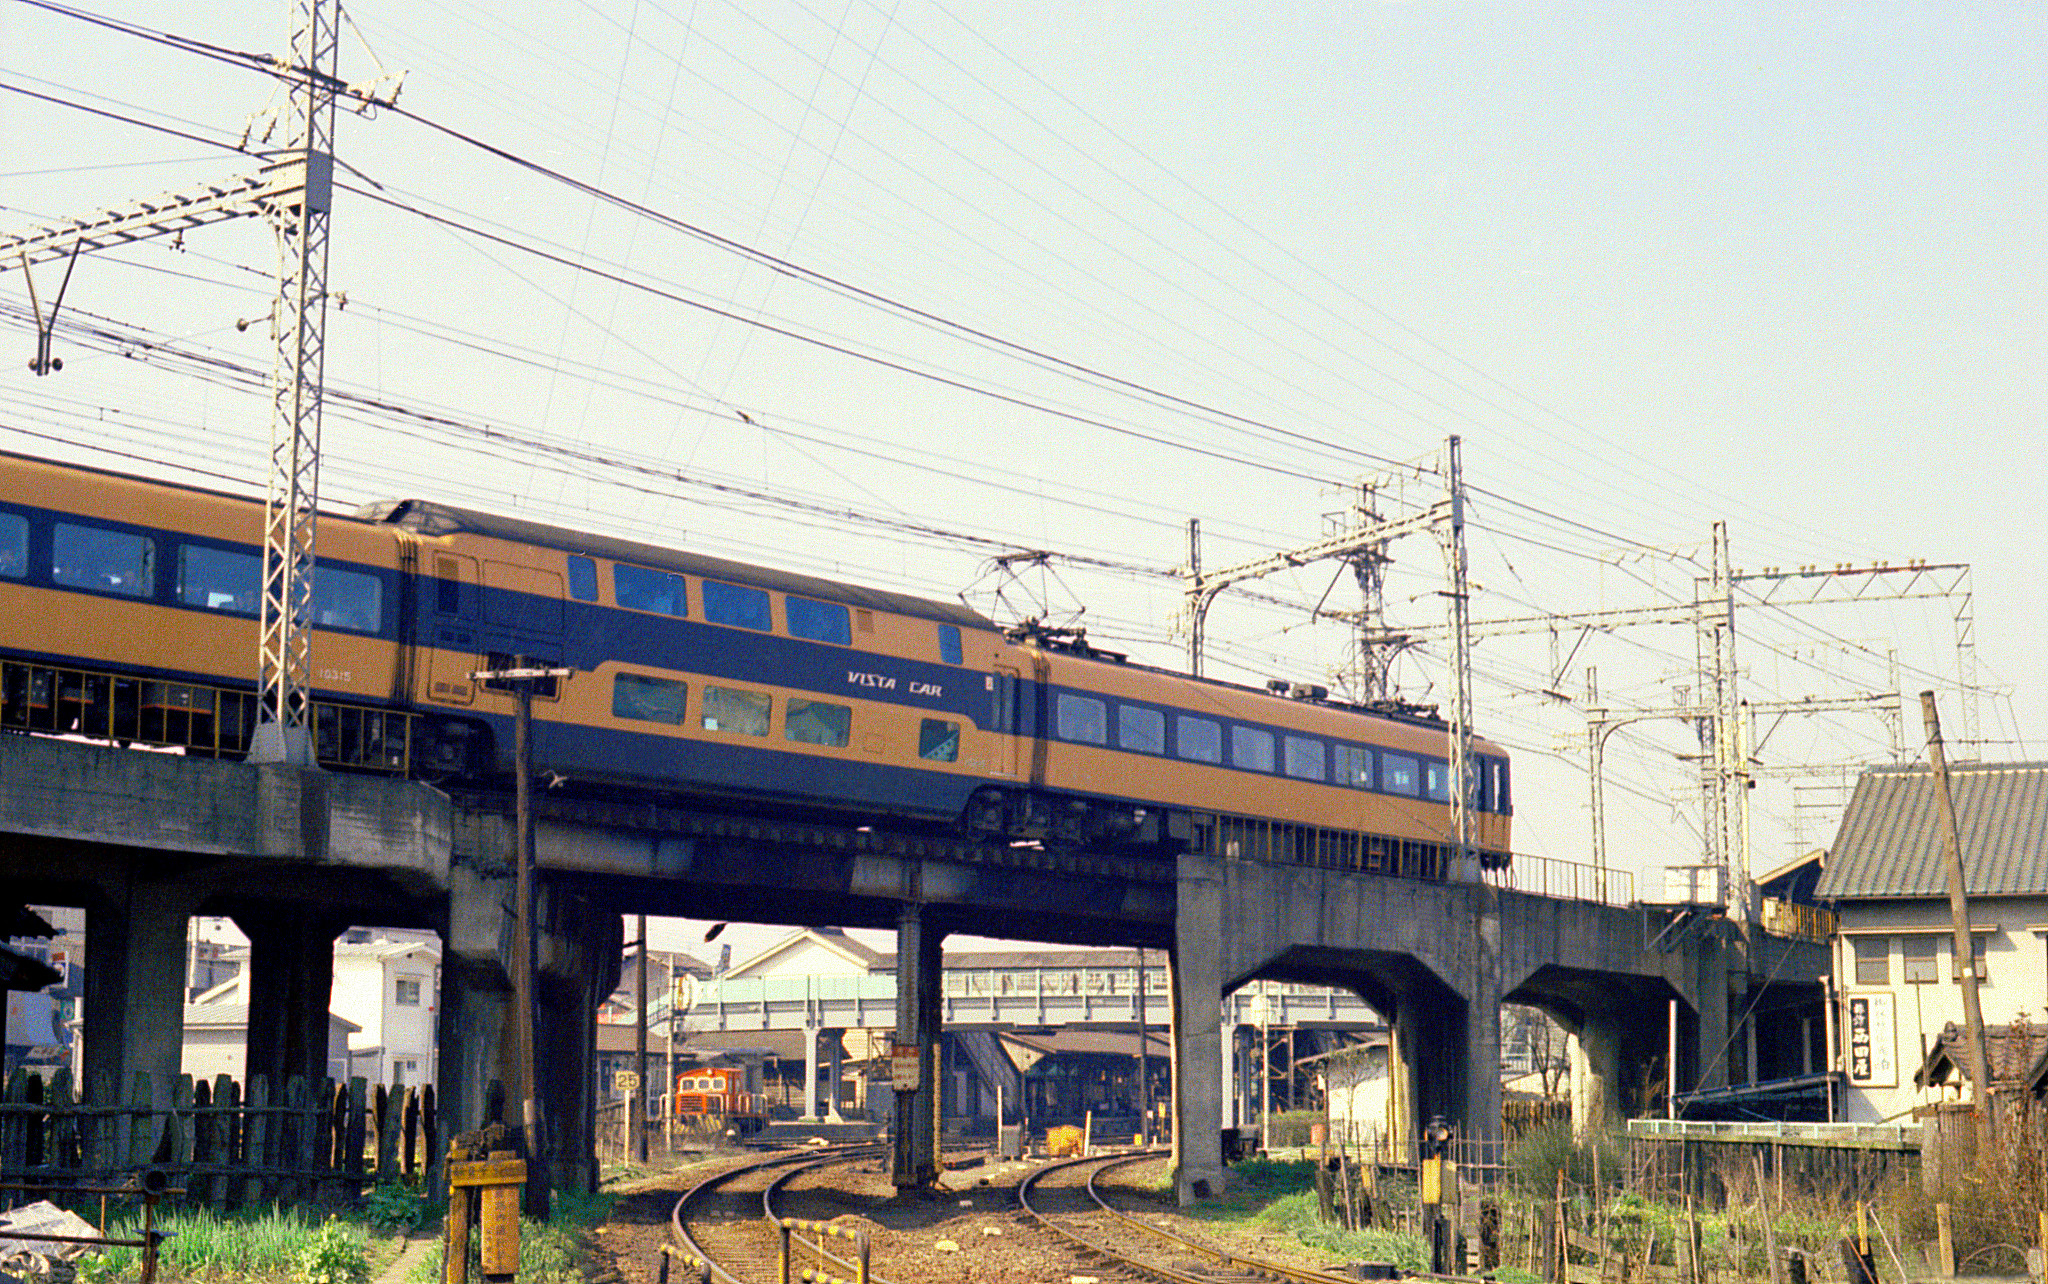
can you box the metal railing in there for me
[1762,897,1837,941]
[1486,851,1635,906]
[1627,1118,1919,1148]
[0,658,415,773]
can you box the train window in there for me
[1176,715,1222,763]
[1492,758,1511,813]
[1117,705,1165,755]
[0,512,24,579]
[1055,692,1107,745]
[314,566,383,633]
[1423,760,1452,803]
[1283,736,1326,781]
[702,580,771,631]
[701,685,770,736]
[567,555,599,603]
[178,544,259,614]
[53,523,153,598]
[786,596,852,645]
[1334,745,1373,789]
[1231,727,1275,773]
[937,624,963,665]
[613,673,687,725]
[786,698,852,747]
[1382,751,1420,797]
[919,718,961,762]
[615,563,687,617]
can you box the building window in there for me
[395,977,422,1006]
[1851,936,1888,986]
[1901,935,1939,984]
[1954,935,1988,984]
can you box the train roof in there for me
[355,498,995,631]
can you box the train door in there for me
[425,553,479,705]
[993,663,1022,779]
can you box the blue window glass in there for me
[53,523,153,598]
[1176,715,1222,763]
[178,544,259,615]
[919,718,961,762]
[1118,705,1165,754]
[615,564,686,617]
[1283,736,1325,781]
[1231,727,1275,773]
[786,699,853,747]
[1382,752,1419,797]
[613,673,686,725]
[1055,692,1107,745]
[0,512,25,579]
[1334,745,1373,789]
[568,556,599,603]
[313,566,383,633]
[702,580,771,631]
[1424,760,1452,803]
[786,596,852,644]
[937,624,963,665]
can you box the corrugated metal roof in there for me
[1815,762,2048,900]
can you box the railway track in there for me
[668,1143,887,1284]
[1019,1151,1365,1284]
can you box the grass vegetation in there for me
[1176,1157,1430,1268]
[408,1187,616,1284]
[69,1204,384,1284]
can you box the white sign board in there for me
[1846,992,1896,1087]
[612,1070,641,1092]
[891,1043,922,1091]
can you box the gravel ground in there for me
[588,1148,1337,1284]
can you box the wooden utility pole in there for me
[633,914,649,1163]
[472,660,572,1218]
[1921,691,1991,1121]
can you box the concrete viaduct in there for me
[0,736,1824,1202]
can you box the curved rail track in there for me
[668,1143,887,1284]
[1018,1150,1366,1284]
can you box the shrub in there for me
[1262,1110,1322,1149]
[292,1218,371,1284]
[1504,1120,1623,1196]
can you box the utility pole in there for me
[1921,692,1990,1121]
[472,659,572,1217]
[632,914,648,1164]
[1438,437,1477,879]
[1135,949,1150,1146]
[0,0,399,765]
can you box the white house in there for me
[330,932,441,1087]
[181,1000,358,1082]
[1815,761,2048,1123]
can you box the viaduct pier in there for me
[0,735,1824,1202]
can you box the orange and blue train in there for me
[0,450,1511,875]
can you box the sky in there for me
[3,1,2042,962]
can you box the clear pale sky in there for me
[4,1,2041,959]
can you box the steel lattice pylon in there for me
[252,0,340,765]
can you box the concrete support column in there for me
[534,889,620,1196]
[1568,1015,1624,1140]
[801,1025,822,1121]
[1461,979,1504,1158]
[1170,852,1224,1203]
[237,908,345,1090]
[825,1030,845,1122]
[438,863,516,1147]
[891,903,945,1189]
[1694,938,1730,1092]
[1387,1002,1421,1161]
[82,876,201,1102]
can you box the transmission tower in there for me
[0,0,394,765]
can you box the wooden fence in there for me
[0,1067,437,1207]
[1627,1118,1919,1203]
